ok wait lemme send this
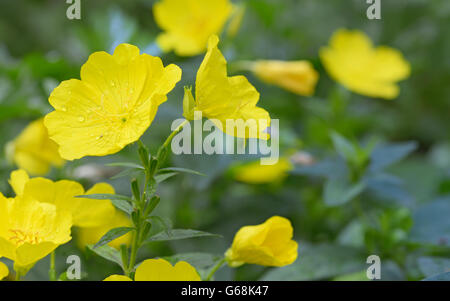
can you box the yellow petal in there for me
[135,259,201,281]
[73,183,116,228]
[233,158,293,184]
[6,118,64,175]
[9,169,30,196]
[196,35,270,139]
[320,29,410,100]
[103,275,133,281]
[45,43,181,160]
[226,216,298,267]
[0,261,8,280]
[252,60,319,96]
[154,0,233,56]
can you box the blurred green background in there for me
[0,0,449,281]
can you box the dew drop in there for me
[78,116,85,122]
[61,106,67,112]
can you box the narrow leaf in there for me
[106,162,144,170]
[145,229,221,242]
[94,227,135,249]
[159,167,206,176]
[155,172,178,183]
[87,244,124,269]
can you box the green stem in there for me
[49,251,56,281]
[161,120,189,150]
[127,228,140,277]
[205,258,226,281]
[15,271,21,281]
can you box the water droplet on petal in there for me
[61,106,67,112]
[78,116,85,122]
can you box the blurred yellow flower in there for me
[233,158,293,184]
[5,118,65,175]
[153,0,233,56]
[0,193,72,269]
[76,210,132,250]
[251,60,319,96]
[103,259,201,281]
[185,35,271,139]
[227,4,246,38]
[320,29,410,99]
[44,43,181,160]
[225,216,298,267]
[9,169,115,228]
[0,261,8,280]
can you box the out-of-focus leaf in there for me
[159,167,206,177]
[369,141,418,172]
[417,256,450,277]
[330,131,357,161]
[106,162,144,170]
[422,271,450,281]
[261,243,366,281]
[365,173,414,207]
[410,197,450,246]
[323,178,366,206]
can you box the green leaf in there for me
[87,244,124,269]
[159,167,206,177]
[163,253,224,280]
[145,229,221,243]
[93,227,135,249]
[323,178,366,206]
[155,172,178,183]
[369,141,418,172]
[110,198,133,215]
[261,243,366,281]
[75,193,129,201]
[422,272,450,281]
[106,162,144,170]
[417,256,450,277]
[110,168,142,180]
[147,216,173,234]
[330,131,357,162]
[75,193,133,214]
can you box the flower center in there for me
[9,229,42,246]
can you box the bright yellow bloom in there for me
[0,193,72,268]
[227,4,246,38]
[104,259,201,281]
[251,60,319,96]
[154,0,233,56]
[44,43,181,160]
[184,35,271,139]
[76,210,132,250]
[9,169,115,228]
[0,261,8,280]
[320,29,410,99]
[5,118,64,175]
[225,216,298,267]
[233,158,293,184]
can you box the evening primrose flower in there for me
[44,43,181,160]
[76,210,132,250]
[5,118,64,175]
[249,60,319,96]
[153,0,233,56]
[9,169,115,228]
[104,259,201,281]
[225,216,298,267]
[0,193,72,269]
[320,29,410,99]
[0,262,8,280]
[233,158,293,184]
[183,35,271,139]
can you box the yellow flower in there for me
[153,0,233,56]
[251,60,319,96]
[226,3,246,38]
[225,216,298,267]
[5,118,65,175]
[320,29,410,99]
[9,169,115,228]
[104,259,201,281]
[233,158,293,184]
[0,193,72,268]
[44,43,181,160]
[0,261,8,280]
[76,210,132,250]
[184,35,271,139]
